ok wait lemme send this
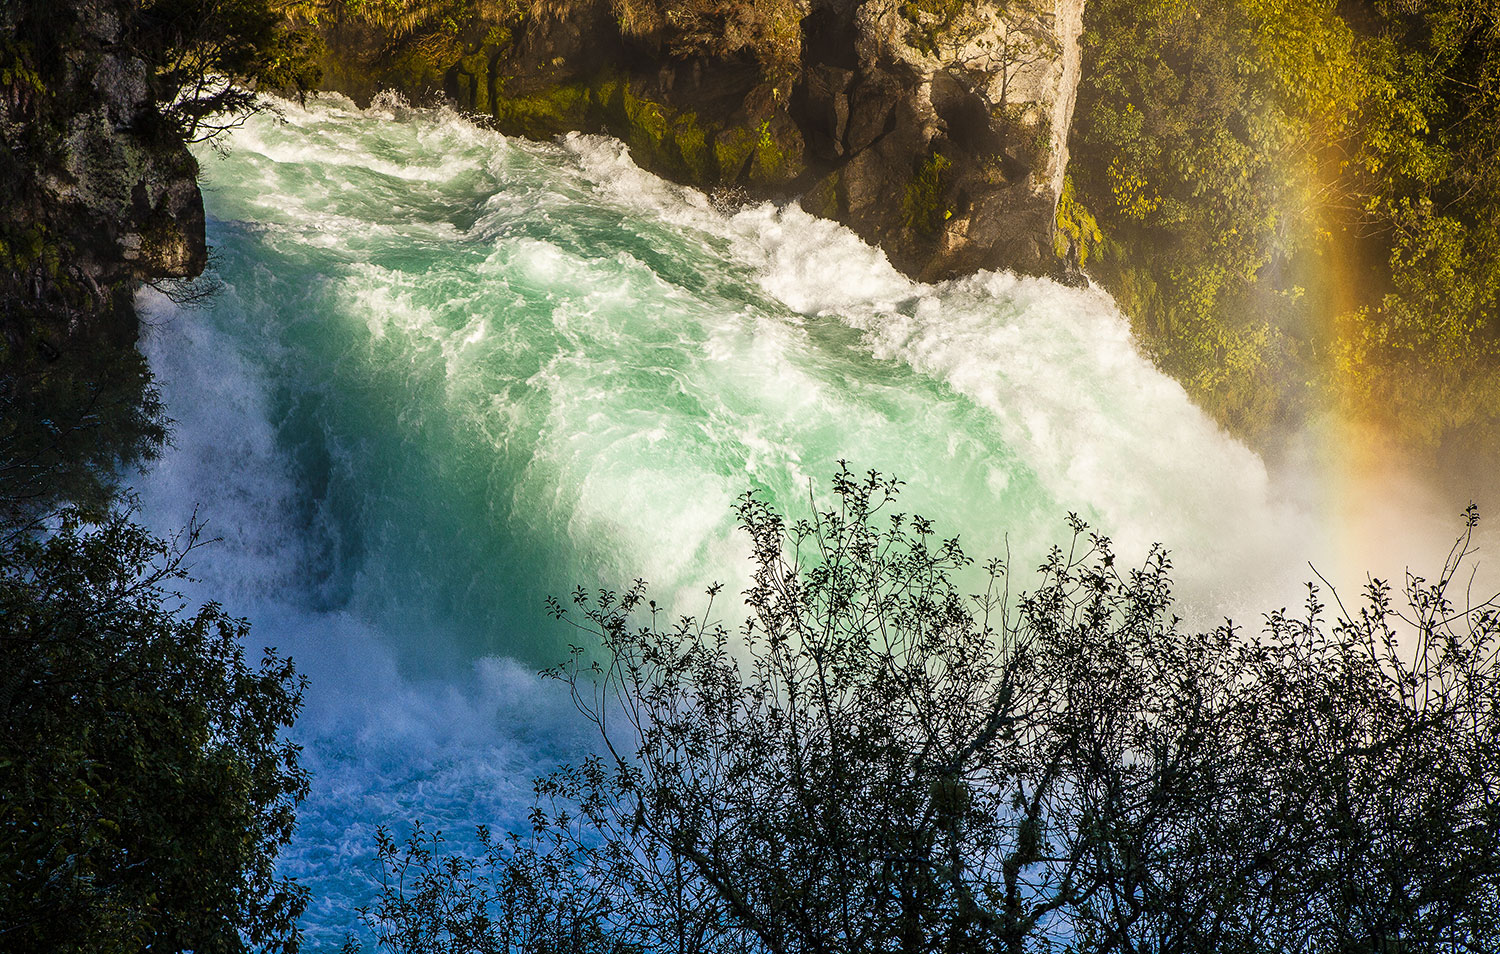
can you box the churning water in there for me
[131,93,1462,948]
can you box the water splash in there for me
[135,93,1362,948]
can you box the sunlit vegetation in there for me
[1070,0,1500,452]
[297,0,807,93]
[289,0,522,64]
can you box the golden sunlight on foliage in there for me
[1072,0,1500,456]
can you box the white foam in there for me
[131,93,1468,953]
[545,136,1301,575]
[136,278,594,952]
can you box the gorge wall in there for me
[316,0,1087,283]
[1,0,207,356]
[1,0,228,517]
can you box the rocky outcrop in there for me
[1,0,216,516]
[316,0,1085,282]
[1,0,208,358]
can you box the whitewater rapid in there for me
[132,92,1437,948]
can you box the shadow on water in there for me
[1,330,167,527]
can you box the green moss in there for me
[457,52,488,75]
[759,117,804,182]
[902,151,952,238]
[592,76,622,108]
[490,77,707,183]
[806,172,841,219]
[706,118,802,186]
[1054,175,1102,267]
[621,86,668,142]
[481,25,512,50]
[714,127,759,183]
[383,49,444,94]
[0,224,47,270]
[626,91,740,186]
[491,82,592,138]
[617,84,674,168]
[755,121,783,179]
[672,112,712,181]
[486,73,804,190]
[455,51,491,112]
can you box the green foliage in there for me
[139,0,325,142]
[903,151,954,238]
[0,5,319,941]
[1053,175,1101,268]
[0,339,168,526]
[0,508,309,954]
[1071,0,1500,452]
[365,467,1500,954]
[1071,0,1314,445]
[356,818,638,954]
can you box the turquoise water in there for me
[135,93,1335,948]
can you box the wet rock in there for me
[316,0,1087,281]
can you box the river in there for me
[131,92,1483,949]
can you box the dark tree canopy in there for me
[364,466,1500,954]
[0,509,309,954]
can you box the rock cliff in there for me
[316,0,1086,282]
[1,1,208,357]
[1,0,213,515]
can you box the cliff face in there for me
[1,0,208,357]
[317,0,1085,283]
[1,0,212,516]
[833,0,1086,280]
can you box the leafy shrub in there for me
[364,466,1500,953]
[1071,0,1500,452]
[0,508,309,954]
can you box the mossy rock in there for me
[714,126,760,184]
[902,151,953,238]
[492,82,594,139]
[752,115,804,183]
[672,112,713,181]
[711,117,804,188]
[382,50,445,97]
[454,52,492,113]
[616,83,673,169]
[803,171,842,220]
[554,79,725,187]
[487,74,804,191]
